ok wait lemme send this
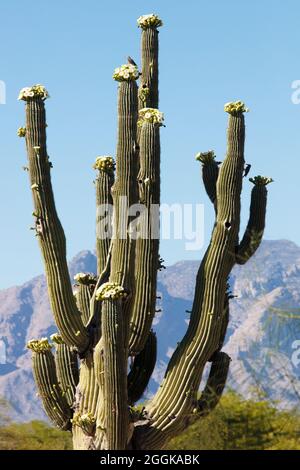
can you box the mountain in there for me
[0,240,300,422]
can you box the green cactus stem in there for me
[102,298,128,449]
[128,331,157,405]
[129,119,161,354]
[128,15,161,354]
[196,151,219,207]
[216,287,231,353]
[195,352,231,417]
[51,334,79,407]
[133,105,258,450]
[74,285,92,326]
[236,176,273,264]
[109,78,138,288]
[138,14,162,109]
[23,93,88,352]
[72,352,100,447]
[98,70,139,450]
[94,156,114,275]
[27,338,72,430]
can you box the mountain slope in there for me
[1,240,300,421]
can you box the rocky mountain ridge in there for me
[1,239,300,421]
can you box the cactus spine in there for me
[21,15,272,450]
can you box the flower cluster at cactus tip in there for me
[224,100,249,115]
[50,333,64,345]
[18,84,49,101]
[249,176,274,186]
[195,150,216,164]
[93,156,115,173]
[138,107,164,127]
[137,13,163,29]
[95,282,128,301]
[27,338,52,353]
[113,64,139,82]
[74,272,97,285]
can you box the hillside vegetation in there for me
[0,392,299,450]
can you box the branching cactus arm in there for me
[109,76,139,287]
[74,284,92,326]
[196,150,220,208]
[236,176,273,264]
[129,115,162,354]
[128,330,157,405]
[133,102,271,450]
[129,17,162,355]
[94,156,114,275]
[20,87,88,351]
[98,69,139,449]
[51,334,79,408]
[195,351,231,418]
[137,14,162,109]
[73,273,97,326]
[27,339,72,430]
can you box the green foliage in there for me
[0,421,72,450]
[0,393,299,450]
[167,391,300,450]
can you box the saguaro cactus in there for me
[20,14,272,450]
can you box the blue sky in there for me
[0,0,300,288]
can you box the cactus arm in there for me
[109,79,138,287]
[133,105,247,450]
[94,158,114,275]
[97,74,139,449]
[236,176,273,265]
[55,344,79,408]
[22,93,88,351]
[72,352,99,449]
[138,23,160,109]
[216,290,230,353]
[128,17,161,354]
[27,339,72,430]
[89,242,112,324]
[51,334,79,408]
[75,285,92,325]
[128,330,157,405]
[102,297,129,449]
[93,337,107,449]
[129,120,161,354]
[73,273,98,327]
[195,352,231,418]
[196,151,219,207]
